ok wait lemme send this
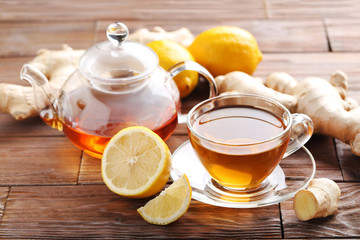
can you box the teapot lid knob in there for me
[106,22,129,47]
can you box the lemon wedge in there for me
[137,174,192,225]
[101,126,171,198]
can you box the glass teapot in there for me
[20,22,218,158]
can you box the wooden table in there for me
[1,1,360,238]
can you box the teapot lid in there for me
[79,22,159,86]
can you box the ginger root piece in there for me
[216,71,297,111]
[216,71,360,156]
[265,71,360,156]
[0,83,45,120]
[293,178,341,221]
[27,45,85,92]
[128,26,194,47]
[0,45,84,120]
[265,72,298,94]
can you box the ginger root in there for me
[128,26,194,47]
[293,178,341,221]
[216,71,360,156]
[0,83,43,120]
[0,45,84,120]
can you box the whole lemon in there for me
[147,40,198,98]
[188,26,262,77]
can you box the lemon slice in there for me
[137,174,192,225]
[101,126,171,198]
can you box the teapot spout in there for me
[20,64,57,114]
[19,64,65,130]
[20,64,63,130]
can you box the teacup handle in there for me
[168,61,218,124]
[283,113,314,158]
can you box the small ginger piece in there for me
[128,26,194,47]
[293,178,341,221]
[330,70,348,100]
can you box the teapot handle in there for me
[168,61,218,124]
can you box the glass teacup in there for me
[187,94,314,191]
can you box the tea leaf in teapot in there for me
[102,69,139,79]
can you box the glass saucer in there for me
[170,141,316,208]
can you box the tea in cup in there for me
[187,94,313,190]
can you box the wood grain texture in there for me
[281,135,342,181]
[326,18,360,52]
[334,139,360,181]
[0,0,266,22]
[0,57,32,84]
[267,0,360,19]
[0,22,94,57]
[0,137,81,185]
[0,114,62,137]
[305,135,342,180]
[281,182,360,238]
[0,185,281,239]
[77,153,102,184]
[0,188,9,224]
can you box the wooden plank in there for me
[0,57,32,84]
[0,114,62,137]
[0,188,9,224]
[281,135,342,181]
[267,0,360,19]
[281,182,360,238]
[0,0,266,22]
[305,135,342,180]
[95,20,328,53]
[0,137,81,185]
[0,185,281,238]
[166,134,188,153]
[247,20,328,53]
[326,19,360,52]
[78,153,102,184]
[0,22,94,57]
[334,139,360,181]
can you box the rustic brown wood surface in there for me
[1,0,360,239]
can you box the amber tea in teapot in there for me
[39,66,181,158]
[41,89,179,158]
